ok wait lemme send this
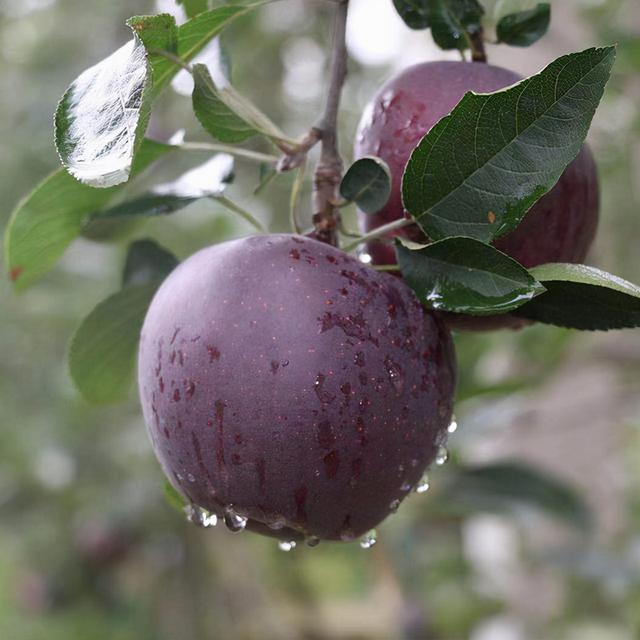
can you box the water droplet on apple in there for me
[278,540,297,552]
[435,446,449,466]
[415,474,430,494]
[360,530,377,549]
[223,506,247,533]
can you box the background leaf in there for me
[396,237,545,315]
[177,0,210,18]
[192,63,258,143]
[497,3,551,47]
[514,263,640,330]
[392,0,430,29]
[428,0,484,51]
[434,462,592,530]
[69,240,177,404]
[5,140,175,290]
[54,15,174,188]
[122,239,179,288]
[149,3,266,98]
[340,157,392,214]
[402,46,615,242]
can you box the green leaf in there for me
[164,480,188,513]
[54,15,174,188]
[435,462,591,530]
[5,140,175,290]
[396,237,545,315]
[69,239,177,404]
[96,194,202,220]
[68,284,159,404]
[122,239,179,288]
[392,0,430,30]
[497,3,551,47]
[513,263,640,330]
[428,0,484,51]
[177,0,210,18]
[402,46,616,243]
[340,157,392,214]
[150,3,267,98]
[192,63,258,143]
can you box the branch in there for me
[310,0,350,246]
[469,27,487,63]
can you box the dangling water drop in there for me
[305,536,320,548]
[415,474,430,494]
[389,498,401,513]
[278,540,297,552]
[184,504,218,528]
[435,446,449,466]
[447,417,458,434]
[223,506,248,533]
[360,530,377,549]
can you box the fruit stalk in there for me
[311,0,349,246]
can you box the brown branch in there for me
[469,26,487,63]
[309,0,349,246]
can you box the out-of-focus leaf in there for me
[150,3,268,97]
[402,47,615,242]
[392,0,430,29]
[435,462,592,530]
[5,139,175,290]
[396,237,545,314]
[340,157,392,214]
[54,15,174,188]
[428,0,484,51]
[69,284,159,404]
[69,239,177,404]
[497,3,551,47]
[164,480,188,513]
[177,0,210,18]
[122,239,178,288]
[514,263,640,330]
[192,63,258,143]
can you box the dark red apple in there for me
[355,61,599,330]
[138,234,456,543]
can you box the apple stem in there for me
[309,0,350,247]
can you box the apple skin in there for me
[138,234,456,542]
[355,61,599,330]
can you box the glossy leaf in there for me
[428,0,484,51]
[55,15,174,188]
[340,157,392,214]
[5,140,175,290]
[396,237,545,315]
[402,47,615,243]
[514,263,640,330]
[436,462,591,530]
[192,63,258,143]
[122,239,179,288]
[68,283,159,404]
[497,3,551,47]
[392,0,430,30]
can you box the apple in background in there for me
[354,61,599,330]
[138,234,456,543]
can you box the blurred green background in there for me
[1,1,640,638]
